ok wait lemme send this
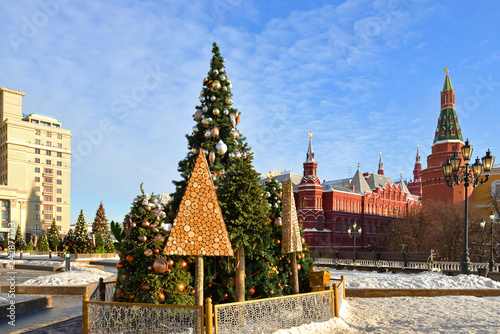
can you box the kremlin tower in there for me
[421,69,472,204]
[297,132,324,231]
[407,144,422,197]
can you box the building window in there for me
[57,198,62,203]
[57,179,62,185]
[34,205,40,211]
[34,224,40,229]
[34,196,40,201]
[46,132,51,137]
[56,207,61,212]
[44,168,52,174]
[35,214,40,220]
[44,205,52,211]
[57,134,62,139]
[44,178,52,183]
[35,177,40,182]
[44,215,52,220]
[35,149,40,154]
[58,143,62,148]
[46,160,51,165]
[35,130,41,135]
[56,189,62,194]
[2,201,8,207]
[35,158,40,163]
[44,196,52,202]
[56,152,62,157]
[46,150,51,155]
[57,161,62,167]
[56,170,62,176]
[35,167,40,173]
[44,187,52,192]
[34,186,40,192]
[57,216,62,221]
[35,139,41,144]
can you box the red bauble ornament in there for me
[142,220,150,228]
[223,293,229,299]
[116,288,125,298]
[153,248,160,254]
[275,239,281,244]
[166,268,171,273]
[178,284,185,292]
[121,274,126,280]
[147,266,152,270]
[167,259,174,267]
[157,292,165,302]
[116,262,125,270]
[249,287,255,296]
[208,283,212,288]
[153,259,168,274]
[190,289,196,295]
[181,260,188,269]
[225,284,230,289]
[141,283,151,291]
[126,255,134,263]
[297,264,301,271]
[173,277,178,282]
[138,235,147,243]
[129,294,135,300]
[110,298,115,302]
[130,222,136,228]
[297,254,301,260]
[270,213,275,219]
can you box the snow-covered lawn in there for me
[20,262,114,286]
[272,268,500,333]
[325,268,500,289]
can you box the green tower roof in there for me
[443,68,453,91]
[433,69,464,145]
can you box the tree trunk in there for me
[194,255,204,306]
[290,251,299,294]
[235,247,245,302]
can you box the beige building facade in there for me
[0,87,71,241]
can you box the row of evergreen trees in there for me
[3,202,115,253]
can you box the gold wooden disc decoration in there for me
[165,151,233,257]
[281,179,303,254]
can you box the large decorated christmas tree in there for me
[112,187,194,305]
[92,201,109,236]
[65,210,93,253]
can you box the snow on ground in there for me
[20,263,114,286]
[271,268,500,333]
[322,268,500,289]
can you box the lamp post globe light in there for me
[348,221,362,261]
[479,212,497,272]
[442,139,495,275]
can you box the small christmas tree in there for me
[94,232,105,252]
[14,224,26,251]
[92,201,109,236]
[38,233,50,252]
[104,233,115,253]
[113,187,194,305]
[65,210,93,253]
[47,219,61,251]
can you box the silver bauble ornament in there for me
[226,98,233,105]
[206,117,212,123]
[230,128,239,139]
[265,192,271,197]
[177,166,182,172]
[204,129,212,138]
[209,151,216,163]
[223,109,229,115]
[192,126,198,133]
[229,152,235,159]
[213,69,219,75]
[213,80,221,90]
[220,75,226,81]
[199,96,205,103]
[235,150,242,158]
[211,95,216,101]
[215,140,228,155]
[202,106,208,113]
[223,86,227,91]
[228,82,232,90]
[194,110,203,122]
[273,203,279,208]
[213,108,220,116]
[230,114,236,127]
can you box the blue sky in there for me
[1,0,499,224]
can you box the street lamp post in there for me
[348,221,362,262]
[442,139,495,275]
[479,212,497,272]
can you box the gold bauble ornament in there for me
[157,292,165,302]
[153,258,168,274]
[144,249,153,257]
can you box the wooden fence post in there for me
[341,275,346,300]
[82,293,89,334]
[333,284,340,318]
[205,297,213,334]
[99,277,105,301]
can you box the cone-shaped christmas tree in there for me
[38,233,50,252]
[113,187,194,305]
[47,219,61,251]
[14,224,26,251]
[92,201,109,236]
[65,210,93,253]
